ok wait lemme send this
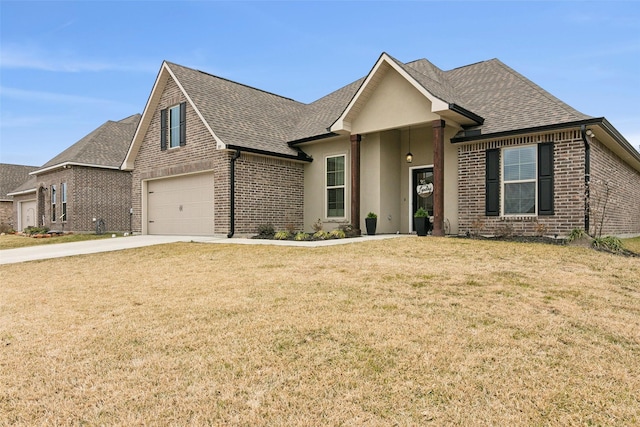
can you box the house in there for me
[9,114,141,233]
[0,163,39,231]
[123,53,640,238]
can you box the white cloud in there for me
[0,86,118,105]
[0,43,156,73]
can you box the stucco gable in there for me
[328,53,482,135]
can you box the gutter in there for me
[31,161,121,175]
[227,149,241,238]
[225,144,312,162]
[451,117,640,162]
[580,125,591,235]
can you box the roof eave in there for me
[451,117,640,170]
[225,145,313,162]
[288,132,339,146]
[6,188,37,197]
[31,162,122,175]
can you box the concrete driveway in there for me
[0,234,407,265]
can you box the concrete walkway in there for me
[0,234,408,265]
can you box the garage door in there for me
[20,200,36,231]
[147,172,215,235]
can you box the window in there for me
[503,145,537,214]
[51,184,56,222]
[326,155,345,218]
[160,102,186,150]
[485,143,554,217]
[61,183,67,222]
[169,105,181,148]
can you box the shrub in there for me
[414,207,428,218]
[567,228,588,242]
[338,223,358,238]
[312,219,323,233]
[0,223,14,234]
[329,229,346,239]
[294,232,310,241]
[592,236,623,253]
[366,212,377,219]
[256,223,275,237]
[313,230,330,240]
[274,231,290,240]
[24,226,49,236]
[495,223,514,238]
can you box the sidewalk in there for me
[0,234,408,265]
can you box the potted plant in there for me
[414,207,430,236]
[365,212,377,235]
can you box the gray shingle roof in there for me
[1,164,38,199]
[445,59,592,135]
[39,114,141,170]
[167,54,593,155]
[167,63,307,157]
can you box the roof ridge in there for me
[166,61,304,105]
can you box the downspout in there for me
[227,149,241,238]
[580,125,591,235]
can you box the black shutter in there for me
[485,149,500,216]
[538,142,554,215]
[179,102,187,147]
[160,108,167,151]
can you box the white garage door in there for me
[20,200,36,231]
[147,172,215,235]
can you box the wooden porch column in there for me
[432,120,446,236]
[350,134,362,235]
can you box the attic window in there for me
[169,105,181,148]
[160,102,186,150]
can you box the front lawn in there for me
[1,237,638,425]
[0,232,121,250]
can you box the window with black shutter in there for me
[538,142,554,215]
[160,108,167,151]
[485,149,500,216]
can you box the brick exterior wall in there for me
[234,153,304,235]
[589,139,640,236]
[131,77,218,233]
[33,166,132,233]
[132,76,305,236]
[0,201,12,229]
[458,130,587,237]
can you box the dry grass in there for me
[1,237,639,426]
[0,233,117,250]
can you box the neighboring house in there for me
[10,114,141,233]
[123,53,640,237]
[0,163,39,231]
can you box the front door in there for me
[411,167,434,232]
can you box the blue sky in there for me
[1,0,639,166]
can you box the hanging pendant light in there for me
[405,126,413,163]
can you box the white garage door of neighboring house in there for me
[147,173,215,236]
[20,200,36,231]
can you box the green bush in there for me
[366,212,377,219]
[567,228,588,242]
[274,231,290,240]
[592,236,623,253]
[24,226,49,236]
[414,207,429,218]
[294,232,310,241]
[313,230,330,240]
[329,229,346,239]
